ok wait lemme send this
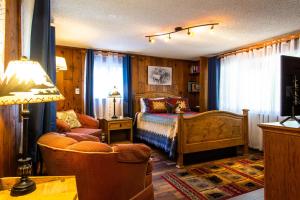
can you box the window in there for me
[93,53,123,119]
[219,39,300,150]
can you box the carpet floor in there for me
[161,155,264,200]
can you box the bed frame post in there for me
[176,112,184,168]
[242,109,249,155]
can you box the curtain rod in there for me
[218,31,300,58]
[94,49,125,57]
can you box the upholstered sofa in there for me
[37,133,154,200]
[56,110,102,138]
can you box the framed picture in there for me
[148,66,172,85]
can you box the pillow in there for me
[140,97,164,112]
[57,110,82,129]
[167,97,191,112]
[144,98,167,113]
[166,102,179,114]
[140,98,146,112]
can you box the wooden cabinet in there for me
[259,122,300,200]
[102,117,133,144]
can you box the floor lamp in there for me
[109,86,121,119]
[0,57,64,196]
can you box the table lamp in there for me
[109,86,121,119]
[0,57,64,196]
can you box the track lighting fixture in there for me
[146,22,218,43]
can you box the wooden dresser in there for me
[259,121,300,200]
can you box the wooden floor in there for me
[151,148,264,200]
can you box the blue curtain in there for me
[29,0,56,165]
[85,49,95,117]
[123,55,132,117]
[208,56,220,110]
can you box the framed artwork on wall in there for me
[148,66,172,85]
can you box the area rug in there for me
[162,155,264,200]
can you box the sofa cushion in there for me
[65,132,100,142]
[66,141,112,152]
[71,128,101,137]
[112,144,151,163]
[57,110,82,129]
[38,132,77,149]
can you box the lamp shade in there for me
[0,58,64,105]
[56,56,67,71]
[109,86,121,98]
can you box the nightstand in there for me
[102,117,133,144]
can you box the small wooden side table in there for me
[102,117,133,144]
[0,176,78,200]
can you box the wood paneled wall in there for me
[56,46,86,113]
[131,55,194,98]
[55,46,209,114]
[0,0,21,177]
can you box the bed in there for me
[134,92,249,168]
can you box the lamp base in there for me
[10,157,36,196]
[111,115,118,119]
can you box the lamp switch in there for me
[75,88,80,95]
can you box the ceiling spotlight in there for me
[148,37,155,43]
[187,28,195,37]
[164,34,172,42]
[211,25,214,30]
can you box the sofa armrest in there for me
[56,119,71,132]
[112,144,151,163]
[76,113,100,129]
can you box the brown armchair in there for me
[37,133,154,200]
[56,111,101,138]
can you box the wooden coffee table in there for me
[102,117,133,144]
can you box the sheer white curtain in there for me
[220,39,300,150]
[93,54,123,119]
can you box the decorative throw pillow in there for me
[166,102,179,114]
[57,110,82,129]
[167,97,191,112]
[144,98,167,113]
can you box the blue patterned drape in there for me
[123,55,133,117]
[208,56,220,110]
[29,0,56,165]
[85,49,95,117]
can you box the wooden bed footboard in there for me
[176,109,249,168]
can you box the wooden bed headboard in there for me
[133,92,179,114]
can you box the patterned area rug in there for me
[162,155,264,200]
